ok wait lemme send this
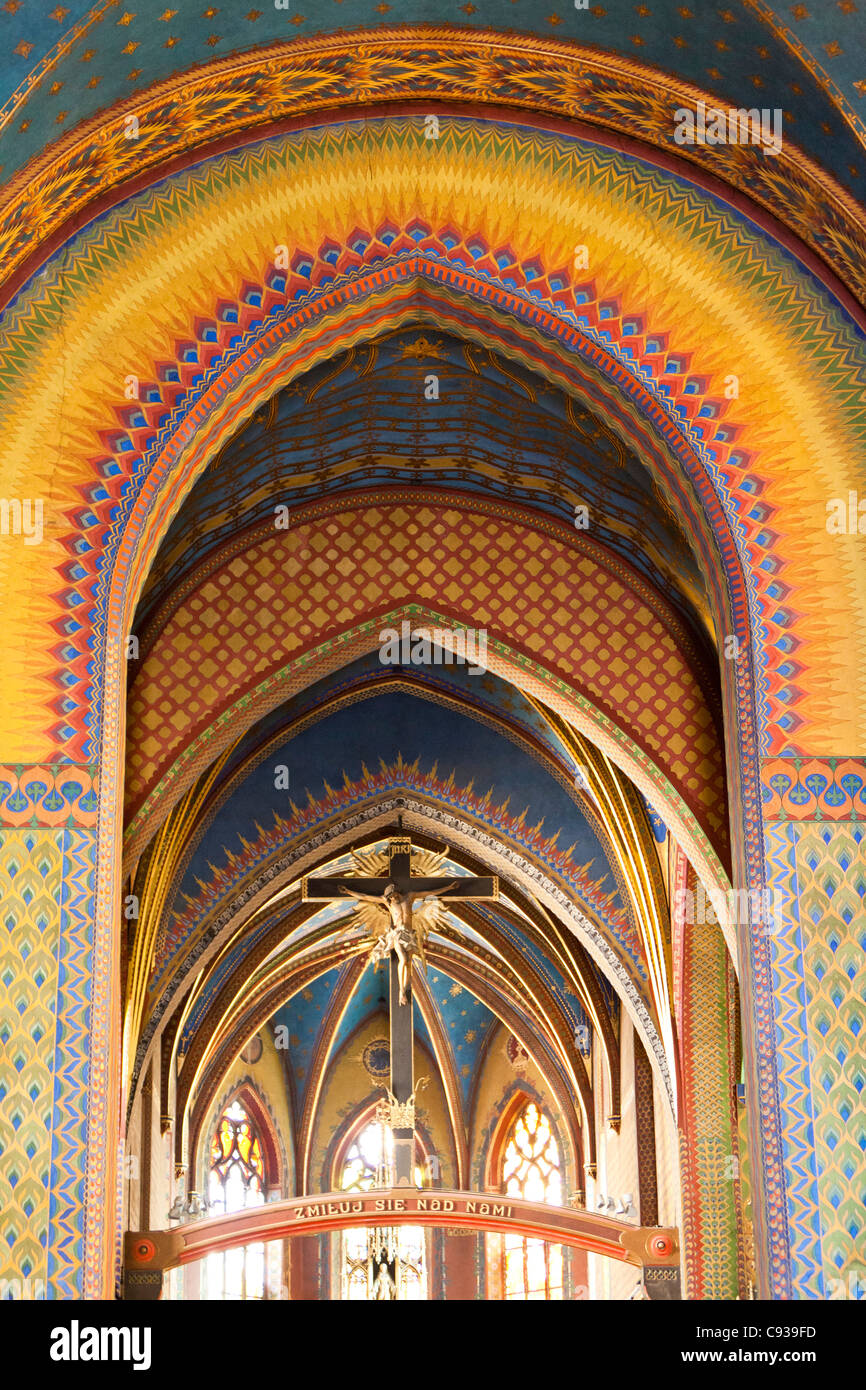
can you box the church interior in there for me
[0,1,864,1305]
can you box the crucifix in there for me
[302,825,498,1186]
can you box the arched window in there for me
[500,1100,564,1300]
[204,1098,267,1299]
[338,1114,426,1300]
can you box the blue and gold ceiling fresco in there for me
[326,959,390,1070]
[424,965,498,1108]
[317,956,499,1112]
[1,1,864,203]
[244,916,587,1126]
[271,966,341,1106]
[167,671,630,1135]
[176,688,626,920]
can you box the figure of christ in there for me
[339,880,458,1005]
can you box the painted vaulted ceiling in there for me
[155,685,637,997]
[0,0,863,1302]
[1,0,864,203]
[266,936,589,1128]
[39,3,805,1160]
[111,163,722,1125]
[145,661,643,1143]
[137,329,716,647]
[175,690,622,894]
[271,956,504,1117]
[187,864,601,1143]
[169,801,616,1153]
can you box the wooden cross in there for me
[302,830,497,1185]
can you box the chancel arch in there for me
[1,16,864,1307]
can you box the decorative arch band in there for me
[2,31,865,306]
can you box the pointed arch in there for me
[3,95,861,1299]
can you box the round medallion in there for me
[241,1035,263,1064]
[362,1038,391,1080]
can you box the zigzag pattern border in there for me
[45,829,94,1300]
[764,822,824,1297]
[153,759,642,994]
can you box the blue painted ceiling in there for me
[207,651,584,803]
[425,964,498,1108]
[271,965,340,1107]
[177,686,626,913]
[326,958,391,1072]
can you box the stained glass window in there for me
[339,1116,426,1300]
[501,1101,564,1300]
[205,1098,267,1300]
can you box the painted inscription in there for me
[292,1197,514,1221]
